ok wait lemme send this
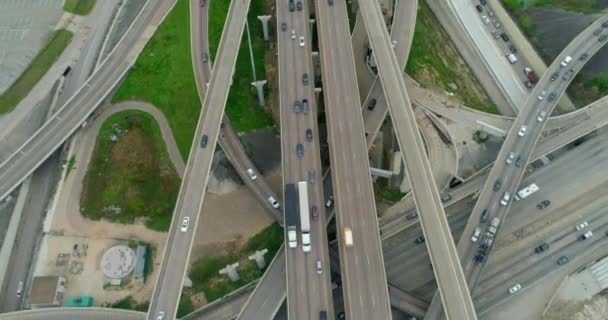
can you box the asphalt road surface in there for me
[147,1,251,318]
[315,0,392,319]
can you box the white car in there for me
[180,217,190,232]
[518,125,527,137]
[506,152,516,165]
[157,311,165,320]
[299,36,305,47]
[576,221,589,231]
[268,196,280,208]
[247,168,257,180]
[316,260,323,275]
[538,90,547,100]
[471,227,481,242]
[481,15,490,24]
[537,111,547,122]
[500,192,510,206]
[291,30,296,39]
[581,230,593,240]
[508,283,522,294]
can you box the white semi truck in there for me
[285,184,298,248]
[298,181,311,253]
[514,183,539,201]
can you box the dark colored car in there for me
[288,0,295,12]
[302,73,309,85]
[579,53,589,61]
[547,92,557,102]
[562,69,574,81]
[550,72,559,81]
[474,254,485,264]
[480,209,490,223]
[302,99,309,113]
[479,0,487,5]
[200,0,205,7]
[557,256,569,265]
[475,4,483,12]
[367,98,377,110]
[337,312,345,320]
[599,34,608,42]
[293,100,302,113]
[202,52,208,63]
[296,0,302,11]
[535,243,549,254]
[200,135,208,148]
[493,179,502,191]
[515,155,522,168]
[603,21,608,28]
[296,143,304,158]
[509,45,517,54]
[593,28,603,36]
[406,212,418,220]
[319,310,327,320]
[281,22,287,32]
[500,32,510,42]
[537,200,551,209]
[328,0,334,5]
[311,206,319,222]
[414,235,425,244]
[306,128,313,141]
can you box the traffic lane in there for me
[318,1,390,317]
[358,0,476,318]
[149,1,250,317]
[475,218,608,313]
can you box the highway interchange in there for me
[2,1,608,320]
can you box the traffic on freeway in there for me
[4,2,608,320]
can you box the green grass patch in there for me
[80,110,180,231]
[225,1,274,132]
[188,223,283,303]
[406,2,496,114]
[177,293,195,318]
[110,296,149,312]
[64,0,96,15]
[208,0,230,60]
[0,29,73,114]
[113,0,200,160]
[568,72,608,106]
[374,181,405,204]
[503,0,606,14]
[64,155,77,179]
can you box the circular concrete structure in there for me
[100,245,136,279]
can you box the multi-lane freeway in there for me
[315,0,392,319]
[357,1,477,319]
[147,1,251,318]
[276,0,335,318]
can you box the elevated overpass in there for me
[0,0,177,201]
[425,13,608,319]
[147,1,252,318]
[315,0,393,318]
[358,1,477,319]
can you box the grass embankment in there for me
[208,0,274,132]
[406,1,497,114]
[185,223,283,308]
[0,30,72,114]
[64,0,96,15]
[113,0,200,160]
[80,110,180,231]
[110,296,149,311]
[502,0,608,107]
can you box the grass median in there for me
[64,0,96,15]
[80,110,180,231]
[406,1,497,114]
[0,29,73,114]
[184,223,283,309]
[113,0,200,160]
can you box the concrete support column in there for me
[252,80,267,106]
[248,249,268,270]
[257,15,272,41]
[219,263,240,282]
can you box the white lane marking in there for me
[367,255,371,265]
[372,294,376,308]
[355,254,359,266]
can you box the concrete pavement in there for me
[147,1,252,318]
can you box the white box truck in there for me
[285,184,298,248]
[298,181,311,253]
